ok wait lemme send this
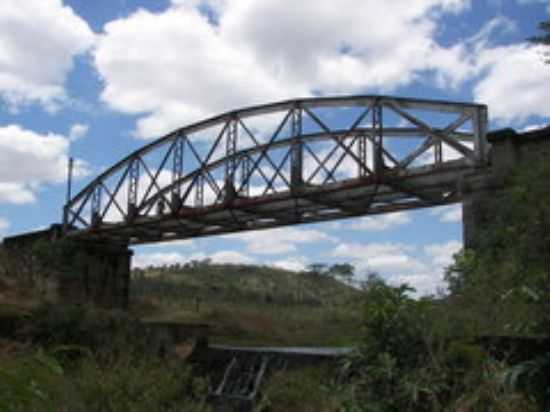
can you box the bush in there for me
[0,349,209,412]
[257,367,345,412]
[21,303,158,359]
[339,280,536,411]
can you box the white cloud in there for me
[132,251,206,268]
[271,256,309,272]
[0,182,35,204]
[0,124,90,204]
[331,239,462,296]
[94,0,473,139]
[131,249,252,267]
[424,240,462,269]
[430,204,462,223]
[473,44,550,125]
[352,212,411,232]
[0,0,95,111]
[332,242,425,275]
[210,250,254,265]
[228,226,333,255]
[520,123,549,132]
[68,123,89,142]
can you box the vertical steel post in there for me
[434,141,442,165]
[225,118,238,181]
[372,101,384,176]
[473,106,489,166]
[127,158,139,220]
[172,135,184,210]
[225,118,238,202]
[66,157,74,204]
[290,106,303,189]
[63,157,74,227]
[358,134,367,177]
[240,155,250,197]
[91,184,102,226]
[195,174,204,207]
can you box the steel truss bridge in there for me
[63,96,489,245]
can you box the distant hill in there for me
[131,262,361,307]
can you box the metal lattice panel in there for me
[63,95,489,245]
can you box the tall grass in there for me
[0,303,210,412]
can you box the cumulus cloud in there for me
[0,182,35,204]
[271,256,309,272]
[228,226,333,255]
[0,124,89,204]
[520,123,549,132]
[132,249,212,268]
[332,239,462,296]
[424,240,462,268]
[332,242,425,275]
[210,250,255,265]
[68,123,89,142]
[473,44,550,125]
[93,0,475,139]
[0,0,95,111]
[352,212,411,232]
[430,204,462,223]
[132,249,253,267]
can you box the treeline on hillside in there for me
[131,261,361,307]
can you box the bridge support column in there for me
[461,129,522,249]
[59,241,132,309]
[3,226,132,309]
[462,187,495,249]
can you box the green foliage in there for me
[339,279,536,411]
[0,303,209,411]
[445,157,550,334]
[23,304,155,357]
[529,21,550,46]
[328,263,355,283]
[256,367,346,412]
[0,350,65,412]
[529,21,550,63]
[503,352,550,410]
[71,354,208,412]
[0,349,208,412]
[442,156,550,409]
[361,282,422,362]
[132,261,360,309]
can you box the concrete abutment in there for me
[462,126,550,249]
[3,227,132,308]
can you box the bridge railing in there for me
[63,96,488,243]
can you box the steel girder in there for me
[63,95,489,244]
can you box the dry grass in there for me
[136,298,362,346]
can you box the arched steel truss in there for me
[63,96,488,244]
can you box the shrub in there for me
[339,280,536,411]
[0,349,209,412]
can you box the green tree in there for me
[329,263,355,283]
[529,21,550,46]
[307,263,328,277]
[529,21,550,63]
[445,156,550,334]
[444,156,550,408]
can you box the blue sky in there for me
[0,0,549,295]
